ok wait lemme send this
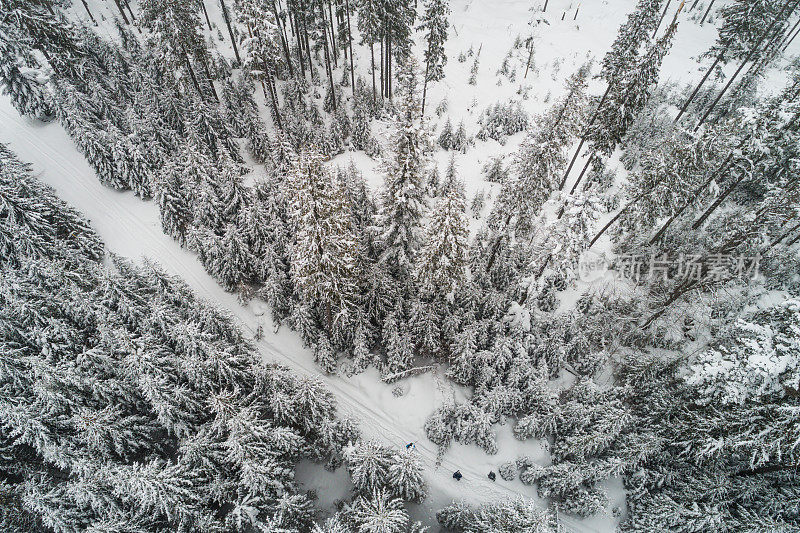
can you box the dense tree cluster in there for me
[2,0,800,530]
[0,145,357,532]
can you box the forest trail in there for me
[0,98,596,531]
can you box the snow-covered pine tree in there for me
[437,498,555,532]
[155,150,196,245]
[387,448,428,503]
[438,116,453,149]
[288,148,360,337]
[709,0,790,63]
[344,440,394,495]
[418,0,450,114]
[350,489,412,533]
[378,55,430,289]
[599,0,663,83]
[237,0,284,130]
[139,0,210,99]
[0,144,103,266]
[381,303,415,374]
[0,32,51,118]
[415,175,469,306]
[589,15,678,163]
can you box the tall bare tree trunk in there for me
[272,1,294,77]
[695,0,799,131]
[319,2,337,110]
[200,55,220,102]
[292,12,306,78]
[327,1,338,67]
[199,0,212,31]
[675,51,724,123]
[81,0,97,25]
[700,0,715,24]
[219,0,241,64]
[421,58,430,115]
[345,0,355,90]
[113,0,130,24]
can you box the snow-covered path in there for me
[0,98,604,530]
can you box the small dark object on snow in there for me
[406,442,414,449]
[488,471,496,481]
[453,470,462,481]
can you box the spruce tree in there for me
[378,56,430,287]
[415,177,469,304]
[288,149,360,335]
[418,0,450,114]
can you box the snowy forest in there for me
[1,0,799,530]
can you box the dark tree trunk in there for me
[371,42,377,103]
[327,1,338,67]
[692,170,749,229]
[113,0,130,24]
[695,0,800,131]
[262,74,283,131]
[653,0,672,38]
[319,2,337,110]
[81,0,97,25]
[386,34,392,100]
[200,0,213,31]
[421,56,430,115]
[219,0,241,64]
[700,0,716,25]
[200,55,220,102]
[675,51,724,123]
[183,50,204,99]
[123,0,135,22]
[524,38,534,78]
[783,22,800,52]
[345,0,355,90]
[272,1,294,77]
[650,153,734,244]
[302,17,313,74]
[293,12,306,78]
[560,80,615,190]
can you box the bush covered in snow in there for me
[476,101,530,144]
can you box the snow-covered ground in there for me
[3,0,797,529]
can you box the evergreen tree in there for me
[378,56,430,287]
[709,0,790,62]
[438,116,453,149]
[140,0,214,99]
[415,177,469,304]
[155,153,195,245]
[437,498,555,532]
[288,149,360,335]
[237,0,284,130]
[387,448,427,503]
[0,35,51,118]
[0,144,103,267]
[418,0,450,114]
[451,120,468,152]
[599,0,663,83]
[344,440,393,495]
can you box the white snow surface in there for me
[3,0,798,529]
